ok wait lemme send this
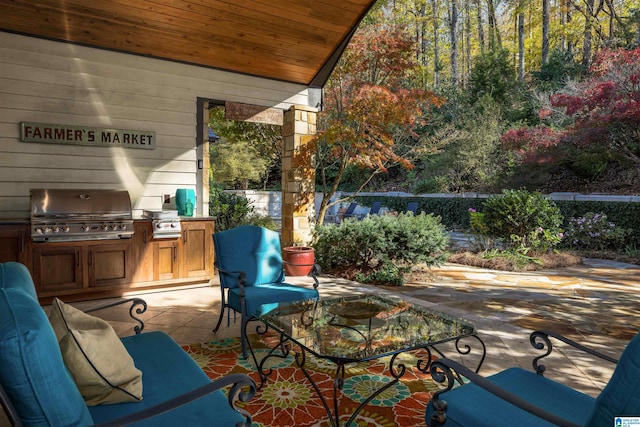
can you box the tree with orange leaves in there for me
[315,21,445,225]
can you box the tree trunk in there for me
[464,1,471,87]
[560,0,567,51]
[449,0,459,86]
[567,0,573,53]
[431,0,440,87]
[542,0,550,64]
[476,0,485,53]
[582,0,595,69]
[487,0,502,49]
[518,12,525,81]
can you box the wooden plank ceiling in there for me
[0,0,375,86]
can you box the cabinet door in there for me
[132,222,154,283]
[154,240,179,280]
[0,225,31,267]
[180,221,214,279]
[88,242,132,287]
[32,244,83,293]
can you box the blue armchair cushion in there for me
[88,331,247,426]
[0,263,93,427]
[214,225,285,288]
[585,332,640,426]
[228,282,319,317]
[425,367,595,427]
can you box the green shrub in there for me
[563,212,630,251]
[209,190,253,231]
[472,189,563,252]
[313,213,449,286]
[414,177,448,194]
[240,213,278,230]
[209,189,276,231]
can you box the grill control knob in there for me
[110,224,118,230]
[101,224,109,231]
[52,226,60,233]
[82,225,90,232]
[119,224,127,230]
[62,226,70,233]
[34,228,44,234]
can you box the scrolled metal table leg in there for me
[294,349,339,427]
[255,331,291,389]
[344,352,407,427]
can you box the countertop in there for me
[132,215,215,221]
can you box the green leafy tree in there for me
[209,106,281,189]
[469,48,518,105]
[209,139,268,190]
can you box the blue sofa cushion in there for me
[585,332,640,426]
[0,264,93,427]
[214,225,286,289]
[89,331,246,426]
[425,367,595,426]
[228,282,319,317]
[0,262,38,299]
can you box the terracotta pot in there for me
[282,246,315,276]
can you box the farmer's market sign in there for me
[20,122,155,149]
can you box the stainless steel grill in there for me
[142,210,182,239]
[30,189,134,242]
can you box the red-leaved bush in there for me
[502,48,640,165]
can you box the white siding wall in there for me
[0,32,308,218]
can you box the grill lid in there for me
[30,189,132,219]
[30,189,134,242]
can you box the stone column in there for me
[281,105,317,247]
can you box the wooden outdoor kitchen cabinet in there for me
[32,241,132,296]
[8,218,214,301]
[180,220,214,279]
[0,223,31,268]
[131,219,213,284]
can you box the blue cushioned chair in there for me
[426,330,640,427]
[368,201,382,216]
[0,262,256,427]
[406,201,419,215]
[341,202,359,220]
[213,226,320,359]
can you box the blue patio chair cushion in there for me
[214,225,285,289]
[425,367,594,426]
[585,331,640,426]
[89,331,246,426]
[369,201,382,215]
[0,263,94,427]
[228,282,319,317]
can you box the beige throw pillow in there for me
[48,298,143,406]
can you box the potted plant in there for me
[282,245,315,276]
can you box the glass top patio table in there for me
[256,293,477,364]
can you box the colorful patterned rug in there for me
[182,331,442,426]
